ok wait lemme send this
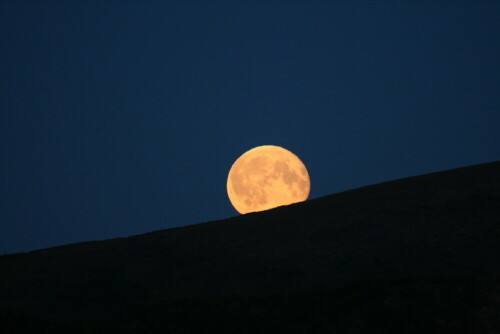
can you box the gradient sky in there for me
[1,1,499,253]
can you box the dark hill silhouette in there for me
[1,161,499,333]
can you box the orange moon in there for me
[227,145,310,214]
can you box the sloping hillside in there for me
[1,161,499,333]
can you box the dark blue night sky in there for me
[1,1,499,253]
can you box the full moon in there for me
[227,145,310,214]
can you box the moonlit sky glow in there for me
[1,1,499,253]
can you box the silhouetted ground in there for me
[1,161,499,333]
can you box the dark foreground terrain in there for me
[1,161,499,333]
